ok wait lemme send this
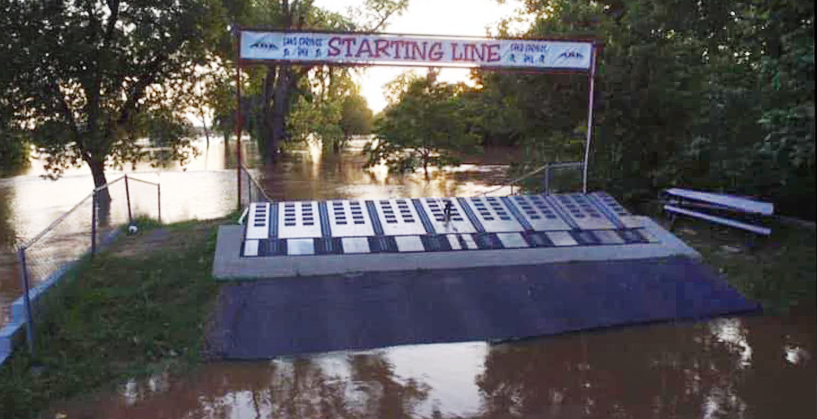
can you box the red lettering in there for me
[486,44,501,62]
[402,41,412,59]
[451,43,465,61]
[471,44,485,62]
[341,37,356,57]
[391,40,403,59]
[355,39,373,58]
[374,39,390,58]
[328,37,342,57]
[429,42,443,61]
[411,42,428,60]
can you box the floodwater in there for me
[46,313,815,418]
[0,137,509,326]
[2,137,814,418]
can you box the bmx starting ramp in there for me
[207,192,759,359]
[213,192,701,278]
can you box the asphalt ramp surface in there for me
[207,257,760,359]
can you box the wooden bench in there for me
[662,188,774,236]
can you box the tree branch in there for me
[117,54,168,126]
[54,82,84,156]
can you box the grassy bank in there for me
[661,216,816,313]
[0,211,813,418]
[0,217,224,419]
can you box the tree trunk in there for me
[262,65,277,163]
[88,157,111,202]
[199,106,211,148]
[270,65,292,162]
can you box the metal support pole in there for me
[91,190,97,256]
[544,164,551,195]
[124,174,133,225]
[236,41,243,211]
[248,174,253,203]
[157,184,162,224]
[582,46,599,194]
[17,247,35,357]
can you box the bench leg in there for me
[668,213,678,232]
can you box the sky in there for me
[313,0,527,113]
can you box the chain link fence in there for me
[8,175,160,358]
[239,165,271,208]
[480,161,585,197]
[541,162,584,195]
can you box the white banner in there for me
[240,31,594,70]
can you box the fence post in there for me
[543,164,551,195]
[124,174,133,225]
[17,247,36,358]
[157,183,162,224]
[91,190,97,256]
[248,172,253,203]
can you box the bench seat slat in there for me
[664,205,771,235]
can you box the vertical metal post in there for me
[236,34,243,211]
[248,172,253,203]
[582,46,599,194]
[544,163,551,195]
[91,190,97,256]
[124,174,133,225]
[157,184,162,224]
[17,247,35,357]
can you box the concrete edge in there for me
[212,218,701,280]
[635,216,702,259]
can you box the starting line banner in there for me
[240,31,594,70]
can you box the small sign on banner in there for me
[239,31,594,70]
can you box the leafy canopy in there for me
[366,74,481,178]
[0,0,225,183]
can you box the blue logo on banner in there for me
[250,35,280,51]
[558,50,584,59]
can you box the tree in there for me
[486,0,814,217]
[366,74,481,179]
[0,0,225,197]
[341,93,374,142]
[232,0,408,162]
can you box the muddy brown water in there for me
[0,137,511,326]
[44,313,815,418]
[2,138,814,418]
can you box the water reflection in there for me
[46,315,815,418]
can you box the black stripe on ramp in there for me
[365,201,385,236]
[412,199,436,234]
[457,197,485,233]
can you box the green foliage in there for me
[0,220,221,419]
[210,0,408,160]
[0,0,226,186]
[342,93,375,139]
[366,74,482,178]
[486,0,815,217]
[0,132,29,176]
[668,217,816,312]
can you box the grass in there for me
[0,217,224,419]
[0,209,813,418]
[661,215,816,313]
